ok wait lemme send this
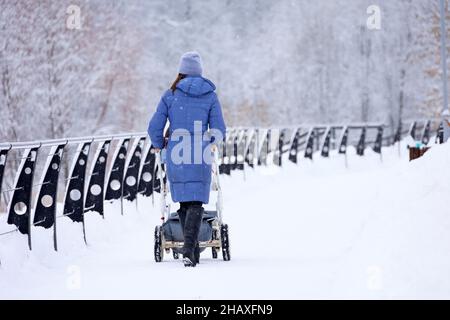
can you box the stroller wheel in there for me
[212,247,218,259]
[220,224,231,261]
[154,226,164,262]
[173,250,179,260]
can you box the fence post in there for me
[288,128,300,164]
[85,140,111,218]
[7,147,40,250]
[33,143,65,251]
[338,126,349,168]
[373,126,383,162]
[304,128,315,160]
[356,127,366,156]
[63,141,91,244]
[245,130,255,168]
[320,127,331,158]
[442,110,450,143]
[105,138,130,215]
[138,140,156,198]
[421,120,431,145]
[408,121,417,140]
[123,137,145,203]
[0,146,11,205]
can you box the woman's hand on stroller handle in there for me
[150,145,161,153]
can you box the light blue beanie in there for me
[178,51,203,76]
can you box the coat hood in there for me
[176,76,216,97]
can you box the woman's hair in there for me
[170,73,186,92]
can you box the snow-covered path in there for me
[1,144,450,299]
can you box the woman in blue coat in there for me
[148,52,226,267]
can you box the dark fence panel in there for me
[105,138,129,202]
[7,147,39,249]
[0,147,10,201]
[138,144,156,198]
[85,140,111,217]
[33,143,65,250]
[123,138,146,203]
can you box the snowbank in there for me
[1,142,450,299]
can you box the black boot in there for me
[177,206,187,259]
[182,205,203,267]
[177,207,187,233]
[178,204,200,264]
[194,243,200,264]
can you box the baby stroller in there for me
[153,147,231,262]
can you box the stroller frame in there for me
[154,147,230,262]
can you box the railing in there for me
[0,120,444,261]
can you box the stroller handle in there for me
[155,151,170,221]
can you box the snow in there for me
[1,142,450,299]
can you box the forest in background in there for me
[1,0,449,142]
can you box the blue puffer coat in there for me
[148,76,226,204]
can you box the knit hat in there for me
[178,51,203,76]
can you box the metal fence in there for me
[0,119,444,260]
